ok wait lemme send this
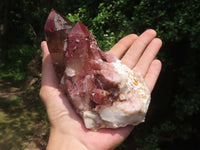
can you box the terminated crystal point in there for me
[45,9,151,130]
[45,9,73,80]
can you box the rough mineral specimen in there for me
[45,9,151,130]
[45,9,73,80]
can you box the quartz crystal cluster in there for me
[45,9,151,130]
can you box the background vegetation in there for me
[0,0,200,149]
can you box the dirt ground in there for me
[0,79,48,150]
[0,79,141,150]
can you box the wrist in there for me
[47,128,88,150]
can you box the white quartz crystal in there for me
[82,60,151,130]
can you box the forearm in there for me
[47,129,88,150]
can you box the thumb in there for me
[41,41,59,88]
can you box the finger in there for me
[133,38,162,76]
[40,42,75,115]
[41,41,50,58]
[121,29,156,68]
[107,34,138,59]
[145,59,162,92]
[41,41,58,88]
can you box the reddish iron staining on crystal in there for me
[45,9,151,130]
[45,9,73,80]
[91,89,110,105]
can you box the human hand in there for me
[40,29,162,150]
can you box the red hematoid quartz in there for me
[44,9,151,130]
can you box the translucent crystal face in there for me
[45,9,151,130]
[45,9,72,32]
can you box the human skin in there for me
[40,29,162,150]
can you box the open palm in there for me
[40,29,162,150]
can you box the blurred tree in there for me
[1,0,15,61]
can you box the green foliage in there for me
[0,44,36,80]
[11,96,22,104]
